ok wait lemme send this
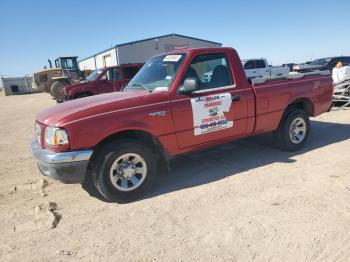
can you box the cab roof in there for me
[163,47,235,56]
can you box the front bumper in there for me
[30,139,93,183]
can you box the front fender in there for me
[63,104,174,151]
[67,86,86,98]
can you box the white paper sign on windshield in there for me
[163,55,182,62]
[191,93,233,136]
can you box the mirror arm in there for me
[177,87,194,95]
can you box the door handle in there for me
[231,95,241,102]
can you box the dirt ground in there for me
[0,92,350,261]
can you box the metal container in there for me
[1,76,41,96]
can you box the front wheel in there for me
[94,140,158,203]
[51,81,68,101]
[274,109,310,151]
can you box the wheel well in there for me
[88,130,169,179]
[91,130,169,164]
[286,98,314,116]
[98,130,159,148]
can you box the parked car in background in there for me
[282,63,295,72]
[293,56,350,73]
[242,58,290,79]
[63,64,143,100]
[31,47,333,202]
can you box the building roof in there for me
[79,33,222,62]
[57,56,78,58]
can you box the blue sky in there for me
[0,0,349,76]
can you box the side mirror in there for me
[178,78,199,94]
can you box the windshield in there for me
[309,58,331,66]
[60,57,77,70]
[86,69,103,81]
[125,53,186,91]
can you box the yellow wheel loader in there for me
[32,56,91,102]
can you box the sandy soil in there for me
[0,92,350,261]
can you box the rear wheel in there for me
[94,140,158,203]
[51,81,68,101]
[274,109,310,151]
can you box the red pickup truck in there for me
[63,64,143,100]
[31,47,333,202]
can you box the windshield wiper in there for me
[131,83,152,92]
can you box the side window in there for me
[182,53,233,90]
[104,68,122,81]
[124,66,139,79]
[244,60,255,69]
[256,60,266,69]
[66,59,73,69]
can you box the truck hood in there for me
[36,91,151,127]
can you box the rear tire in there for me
[94,140,158,203]
[274,109,310,151]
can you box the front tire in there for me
[51,81,68,101]
[274,109,310,151]
[94,140,158,203]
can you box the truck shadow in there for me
[82,119,350,203]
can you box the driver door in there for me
[171,52,249,148]
[99,67,122,93]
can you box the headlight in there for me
[35,123,42,144]
[44,126,69,146]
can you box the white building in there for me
[1,76,40,96]
[79,33,221,71]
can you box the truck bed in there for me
[251,72,333,134]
